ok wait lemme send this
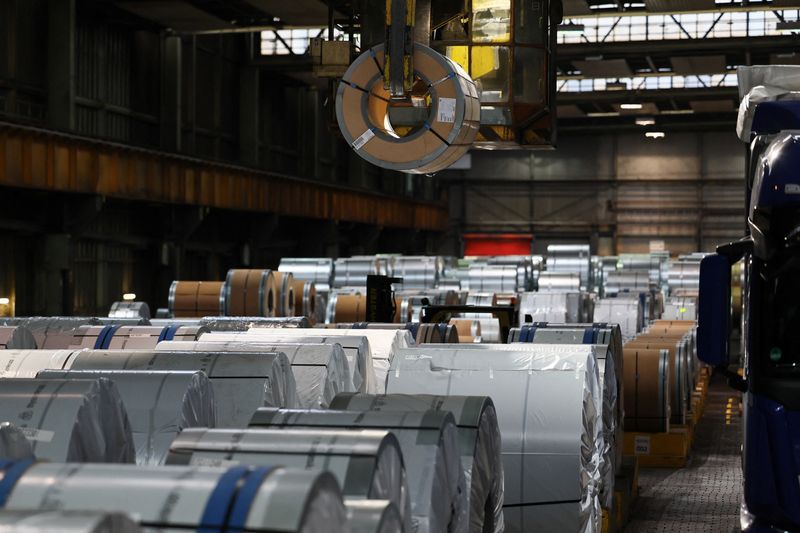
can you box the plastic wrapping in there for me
[0,423,35,460]
[68,325,207,350]
[0,378,135,463]
[67,350,296,427]
[345,500,404,533]
[0,349,83,378]
[387,345,603,533]
[0,327,36,349]
[736,65,800,141]
[199,316,310,330]
[1,462,347,533]
[199,331,374,395]
[155,340,353,408]
[592,299,642,341]
[0,510,142,533]
[167,427,411,531]
[250,408,467,533]
[331,393,504,533]
[0,317,101,349]
[36,370,216,466]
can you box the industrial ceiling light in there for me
[0,298,9,305]
[636,117,656,126]
[646,131,666,139]
[558,23,585,33]
[662,109,694,115]
[620,103,643,110]
[123,293,137,301]
[587,111,621,117]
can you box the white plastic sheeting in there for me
[0,510,142,533]
[592,299,642,341]
[331,393,504,533]
[0,378,135,463]
[66,350,297,427]
[36,370,216,466]
[167,427,411,531]
[201,332,375,395]
[518,292,583,324]
[736,65,800,141]
[387,345,603,533]
[345,500,404,533]
[0,462,347,533]
[0,424,34,460]
[250,408,467,533]
[156,340,353,408]
[0,327,36,350]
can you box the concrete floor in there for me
[625,374,743,532]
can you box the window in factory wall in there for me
[472,0,512,43]
[260,28,351,56]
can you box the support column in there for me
[239,65,260,165]
[47,0,76,131]
[161,35,182,152]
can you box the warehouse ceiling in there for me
[564,0,800,15]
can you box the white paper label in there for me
[437,97,457,123]
[20,427,54,442]
[352,129,375,150]
[189,456,239,468]
[634,435,651,455]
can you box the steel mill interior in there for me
[1,1,799,532]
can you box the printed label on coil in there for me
[20,427,55,442]
[352,129,375,150]
[190,456,239,468]
[634,435,651,455]
[437,98,457,123]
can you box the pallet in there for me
[623,426,691,467]
[603,455,640,533]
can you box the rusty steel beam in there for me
[0,122,448,231]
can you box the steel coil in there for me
[279,258,334,293]
[0,326,36,349]
[224,269,278,317]
[346,500,404,533]
[622,347,670,432]
[0,510,142,533]
[68,325,206,350]
[546,244,592,290]
[168,281,224,318]
[0,317,101,349]
[0,423,35,460]
[392,256,442,290]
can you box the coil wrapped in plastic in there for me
[250,408,467,533]
[346,500,404,533]
[0,423,35,460]
[0,326,36,349]
[68,325,207,350]
[0,317,101,349]
[36,370,216,465]
[0,510,142,533]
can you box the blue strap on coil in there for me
[405,323,420,340]
[582,327,594,344]
[226,466,275,532]
[161,325,181,342]
[94,325,122,350]
[197,465,251,532]
[0,458,35,507]
[437,323,448,341]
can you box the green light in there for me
[770,347,782,362]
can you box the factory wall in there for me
[444,130,746,255]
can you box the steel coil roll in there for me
[592,299,643,341]
[293,279,317,319]
[466,265,519,293]
[232,328,414,394]
[0,423,35,460]
[486,256,536,292]
[0,378,134,463]
[167,427,411,531]
[336,43,479,175]
[68,325,207,350]
[434,342,618,511]
[250,408,467,533]
[623,338,688,425]
[622,347,670,432]
[198,316,310,331]
[616,254,668,288]
[0,326,36,349]
[518,292,584,324]
[449,319,481,343]
[168,281,224,318]
[332,257,385,288]
[201,331,375,395]
[326,291,366,324]
[662,297,697,321]
[279,258,334,293]
[604,271,651,297]
[273,271,296,318]
[387,345,603,533]
[392,256,442,290]
[0,317,101,349]
[508,322,625,507]
[331,393,504,533]
[414,323,459,343]
[0,510,142,533]
[547,244,592,290]
[536,272,581,292]
[346,500,404,533]
[0,462,347,533]
[666,261,701,297]
[107,301,151,321]
[157,340,353,408]
[0,349,81,378]
[66,350,297,427]
[224,269,279,317]
[36,370,215,466]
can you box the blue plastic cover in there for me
[697,254,731,367]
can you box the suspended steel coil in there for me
[336,43,480,174]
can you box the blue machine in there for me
[698,100,800,532]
